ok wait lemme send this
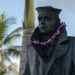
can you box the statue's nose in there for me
[41,18,45,24]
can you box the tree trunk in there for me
[19,0,35,74]
[19,29,34,75]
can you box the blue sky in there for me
[0,0,25,33]
[0,0,25,72]
[0,0,75,35]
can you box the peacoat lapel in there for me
[45,41,70,75]
[45,29,70,75]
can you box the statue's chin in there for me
[40,30,48,34]
[40,29,55,35]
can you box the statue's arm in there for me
[23,61,31,75]
[73,37,75,72]
[23,46,31,75]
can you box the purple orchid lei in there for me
[30,22,66,45]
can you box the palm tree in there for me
[0,13,23,75]
[19,0,35,75]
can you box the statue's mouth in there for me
[40,26,47,29]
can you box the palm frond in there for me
[6,49,20,57]
[2,46,21,61]
[0,15,2,23]
[0,20,8,40]
[3,27,23,40]
[0,13,16,40]
[3,27,22,42]
[22,21,25,29]
[3,34,21,44]
[8,45,21,49]
[0,62,12,74]
[4,52,19,75]
[8,27,23,35]
[1,13,16,26]
[3,18,16,25]
[7,65,13,71]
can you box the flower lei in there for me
[30,22,66,45]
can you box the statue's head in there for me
[36,6,62,34]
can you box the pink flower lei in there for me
[30,22,66,45]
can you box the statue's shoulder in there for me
[26,43,32,48]
[26,43,33,50]
[68,36,75,42]
[68,36,75,66]
[26,43,35,52]
[68,36,75,39]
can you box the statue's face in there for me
[38,15,57,34]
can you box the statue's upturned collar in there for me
[30,23,68,63]
[57,28,68,44]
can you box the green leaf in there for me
[3,34,21,44]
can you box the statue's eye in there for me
[38,17,42,21]
[38,16,52,21]
[44,16,52,21]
